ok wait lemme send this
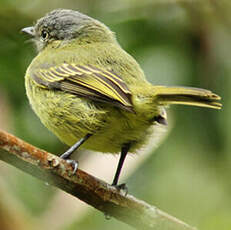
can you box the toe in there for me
[113,183,128,195]
[66,159,78,174]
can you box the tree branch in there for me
[0,129,196,230]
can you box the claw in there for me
[66,159,78,174]
[113,183,128,196]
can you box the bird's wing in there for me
[31,63,134,112]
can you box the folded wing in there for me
[31,63,134,112]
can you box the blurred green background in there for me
[0,0,230,230]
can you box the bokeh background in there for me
[0,0,230,230]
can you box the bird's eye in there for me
[41,30,49,40]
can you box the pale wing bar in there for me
[32,63,134,111]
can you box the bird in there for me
[21,9,221,190]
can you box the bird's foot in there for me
[113,183,128,195]
[65,159,78,174]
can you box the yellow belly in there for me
[25,75,154,153]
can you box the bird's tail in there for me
[153,86,222,109]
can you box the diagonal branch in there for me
[0,129,196,230]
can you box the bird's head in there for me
[22,9,116,51]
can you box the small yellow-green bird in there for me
[22,9,221,189]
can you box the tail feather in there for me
[154,86,222,109]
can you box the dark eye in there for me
[41,30,49,40]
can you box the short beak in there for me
[21,26,35,37]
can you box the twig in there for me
[0,129,196,230]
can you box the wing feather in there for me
[31,63,133,112]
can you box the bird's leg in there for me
[112,143,130,192]
[60,133,92,174]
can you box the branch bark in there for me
[0,129,196,230]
